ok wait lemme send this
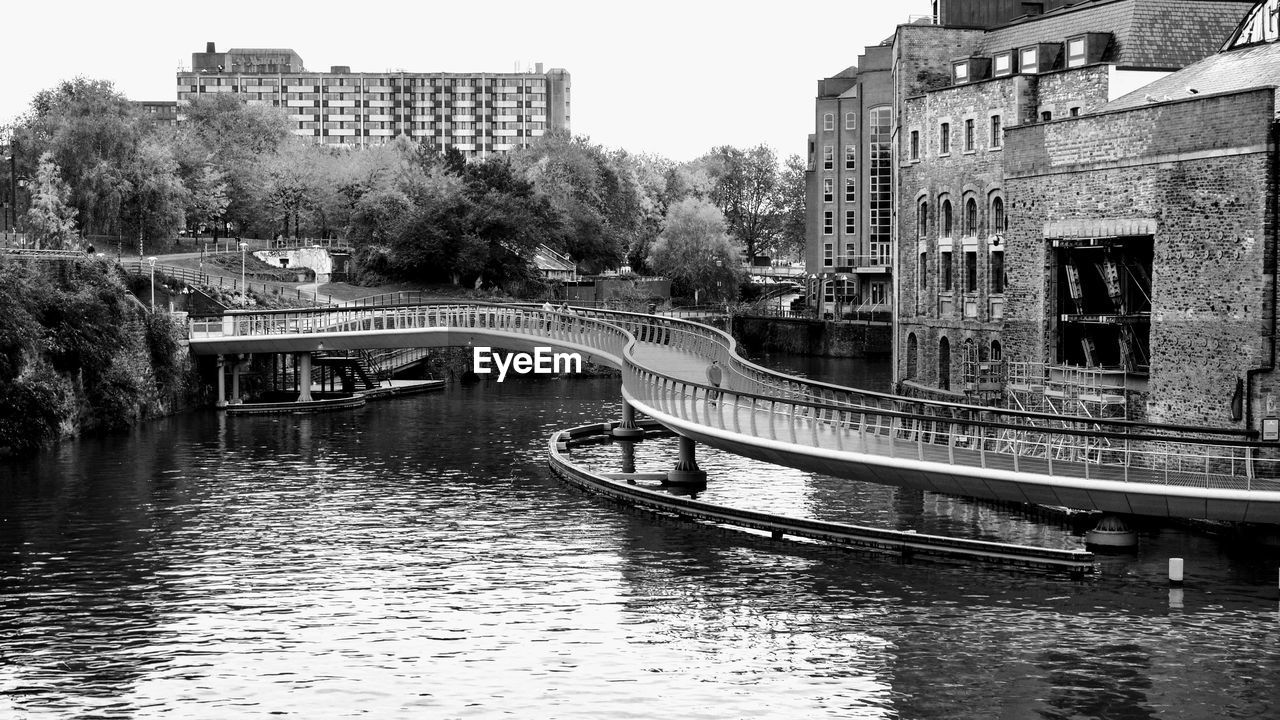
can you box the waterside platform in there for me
[549,420,1096,574]
[223,379,445,415]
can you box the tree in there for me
[702,144,781,262]
[773,154,807,261]
[647,197,740,302]
[24,152,78,249]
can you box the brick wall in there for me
[1004,88,1277,427]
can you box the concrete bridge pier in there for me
[296,352,313,402]
[612,402,645,440]
[230,355,244,405]
[215,355,227,409]
[619,440,636,474]
[666,435,707,486]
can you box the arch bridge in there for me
[187,299,1280,524]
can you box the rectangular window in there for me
[845,112,856,130]
[941,251,953,291]
[823,145,833,170]
[824,242,834,267]
[845,177,856,202]
[845,210,856,234]
[993,52,1012,76]
[991,251,1005,294]
[990,115,1002,148]
[910,130,919,160]
[1020,47,1039,73]
[965,251,978,292]
[845,145,856,171]
[823,178,833,203]
[940,123,950,155]
[919,252,927,290]
[953,61,968,83]
[824,113,834,131]
[964,119,975,151]
[1068,38,1087,68]
[823,211,833,235]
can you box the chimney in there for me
[206,42,216,53]
[535,62,544,74]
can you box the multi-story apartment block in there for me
[176,43,570,158]
[804,44,895,321]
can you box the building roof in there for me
[1108,35,1280,108]
[979,0,1253,69]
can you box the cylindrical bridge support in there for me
[215,355,227,409]
[665,435,707,486]
[297,352,314,402]
[619,440,636,474]
[612,401,645,440]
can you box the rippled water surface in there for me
[3,366,1280,718]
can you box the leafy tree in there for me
[773,154,808,260]
[647,197,740,301]
[703,144,780,262]
[24,152,78,249]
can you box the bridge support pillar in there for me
[215,355,227,409]
[231,356,243,405]
[665,435,707,486]
[297,352,314,402]
[619,440,636,474]
[612,401,645,440]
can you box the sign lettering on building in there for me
[1229,0,1280,48]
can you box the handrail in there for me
[187,301,1280,494]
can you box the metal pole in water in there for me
[1169,557,1184,586]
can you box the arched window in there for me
[942,199,953,237]
[917,200,928,239]
[992,196,1005,234]
[939,337,951,391]
[991,340,1003,361]
[906,333,919,379]
[965,197,978,236]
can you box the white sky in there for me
[3,0,933,162]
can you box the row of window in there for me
[925,249,1005,294]
[822,111,857,132]
[191,76,548,88]
[910,114,1002,160]
[917,196,1006,239]
[820,144,857,173]
[903,335,1003,391]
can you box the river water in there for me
[2,356,1280,719]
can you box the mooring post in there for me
[665,435,707,486]
[215,354,227,409]
[612,401,645,439]
[297,352,313,402]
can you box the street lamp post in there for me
[239,241,248,306]
[147,257,157,312]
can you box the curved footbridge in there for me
[188,301,1280,525]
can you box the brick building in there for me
[891,0,1253,425]
[176,43,570,159]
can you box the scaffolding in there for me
[1001,361,1130,463]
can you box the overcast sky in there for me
[3,0,933,162]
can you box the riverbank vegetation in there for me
[4,78,806,299]
[0,257,192,456]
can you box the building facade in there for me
[176,43,570,159]
[804,45,895,320]
[887,0,1280,434]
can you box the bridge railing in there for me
[189,300,1280,488]
[622,361,1280,490]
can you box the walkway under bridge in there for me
[187,300,1280,524]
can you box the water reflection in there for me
[1,376,1279,718]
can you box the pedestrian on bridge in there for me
[706,360,723,406]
